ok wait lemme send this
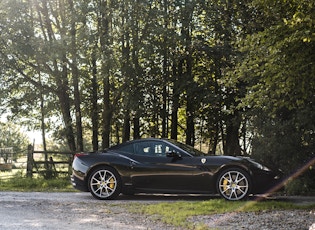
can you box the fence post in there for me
[27,145,33,178]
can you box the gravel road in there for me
[0,192,314,230]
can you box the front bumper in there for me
[252,169,284,194]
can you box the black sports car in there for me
[71,138,282,201]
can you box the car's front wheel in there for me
[217,168,251,201]
[88,166,121,200]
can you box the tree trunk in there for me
[39,72,47,153]
[99,0,112,149]
[171,62,180,140]
[184,55,195,146]
[224,113,242,156]
[181,0,195,146]
[133,116,140,139]
[121,7,131,143]
[91,48,99,151]
[39,72,48,171]
[102,76,112,149]
[161,0,169,138]
[161,72,168,138]
[122,113,130,143]
[185,98,195,146]
[210,123,219,155]
[69,3,83,151]
[57,79,76,151]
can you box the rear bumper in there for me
[71,174,89,192]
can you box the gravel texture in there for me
[189,210,315,230]
[0,192,314,230]
[0,192,177,230]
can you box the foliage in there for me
[229,0,315,194]
[0,0,253,154]
[285,176,314,196]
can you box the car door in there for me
[128,140,210,193]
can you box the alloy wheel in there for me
[217,169,250,201]
[89,168,120,199]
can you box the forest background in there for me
[0,0,314,193]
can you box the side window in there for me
[133,141,176,157]
[116,144,135,154]
[134,142,153,156]
[114,141,186,157]
[153,143,175,156]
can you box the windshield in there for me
[167,139,205,156]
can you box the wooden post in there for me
[26,145,33,178]
[46,156,54,179]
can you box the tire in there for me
[88,166,121,200]
[217,168,251,201]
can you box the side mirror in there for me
[166,150,182,158]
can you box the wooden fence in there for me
[27,145,75,178]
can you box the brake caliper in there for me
[109,178,115,189]
[223,179,230,194]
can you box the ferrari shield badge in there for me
[201,158,206,164]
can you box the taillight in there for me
[74,153,87,159]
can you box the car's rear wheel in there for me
[217,168,251,201]
[88,166,121,200]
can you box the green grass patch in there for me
[129,199,315,230]
[0,176,75,192]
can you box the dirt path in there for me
[0,192,176,230]
[0,192,314,230]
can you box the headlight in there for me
[247,158,271,171]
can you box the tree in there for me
[232,0,315,183]
[0,121,29,160]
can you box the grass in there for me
[128,198,315,230]
[0,175,74,192]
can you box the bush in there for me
[285,173,315,195]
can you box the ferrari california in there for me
[71,138,282,201]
